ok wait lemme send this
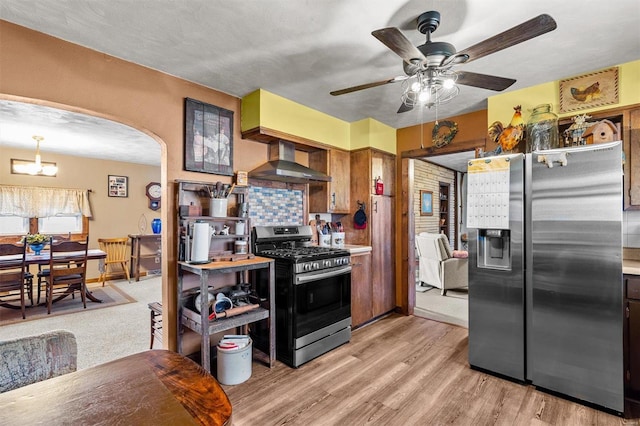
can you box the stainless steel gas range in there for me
[252,225,351,368]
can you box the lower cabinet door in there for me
[350,252,372,328]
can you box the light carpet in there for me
[413,285,468,328]
[0,276,162,370]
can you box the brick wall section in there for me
[414,159,455,243]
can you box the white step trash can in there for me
[217,335,252,385]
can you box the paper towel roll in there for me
[191,222,211,263]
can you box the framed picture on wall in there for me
[108,175,128,197]
[420,190,433,216]
[184,97,234,176]
[559,67,619,113]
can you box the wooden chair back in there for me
[97,237,130,285]
[0,242,28,319]
[46,236,89,314]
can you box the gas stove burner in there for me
[253,225,350,269]
[258,246,348,260]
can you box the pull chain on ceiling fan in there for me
[330,11,557,114]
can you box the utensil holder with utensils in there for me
[210,198,228,217]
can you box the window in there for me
[0,216,29,235]
[38,215,83,234]
[0,185,92,243]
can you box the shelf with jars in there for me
[176,180,251,263]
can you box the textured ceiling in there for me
[0,100,159,166]
[0,0,639,166]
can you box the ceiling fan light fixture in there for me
[401,69,459,109]
[443,78,455,89]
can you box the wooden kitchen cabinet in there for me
[558,103,640,210]
[347,148,397,243]
[347,148,396,320]
[350,251,372,328]
[309,148,350,213]
[627,107,640,210]
[624,274,640,417]
[371,150,395,196]
[371,195,395,316]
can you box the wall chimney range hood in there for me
[248,140,331,183]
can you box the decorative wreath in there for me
[432,120,458,148]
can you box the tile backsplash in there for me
[249,186,303,226]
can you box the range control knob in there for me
[313,262,319,270]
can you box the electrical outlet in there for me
[155,256,160,264]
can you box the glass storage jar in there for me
[526,104,559,152]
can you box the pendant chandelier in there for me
[11,135,58,176]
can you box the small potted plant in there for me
[21,233,49,255]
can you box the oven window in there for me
[294,272,350,338]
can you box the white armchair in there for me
[416,232,468,296]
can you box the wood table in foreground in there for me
[0,349,232,425]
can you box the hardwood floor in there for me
[223,314,638,426]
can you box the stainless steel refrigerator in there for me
[467,141,623,413]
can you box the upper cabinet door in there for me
[557,105,639,211]
[371,151,395,196]
[627,107,640,210]
[309,149,351,213]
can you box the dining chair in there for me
[97,237,130,286]
[45,236,89,314]
[0,242,30,319]
[36,235,70,305]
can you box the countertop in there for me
[343,244,372,254]
[623,259,640,275]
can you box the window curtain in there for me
[0,185,93,218]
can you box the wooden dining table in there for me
[0,249,107,304]
[0,349,233,425]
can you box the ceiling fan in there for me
[330,11,557,113]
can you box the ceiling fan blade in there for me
[372,27,427,66]
[330,76,408,96]
[397,102,414,114]
[456,71,516,91]
[456,14,557,63]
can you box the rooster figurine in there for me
[488,105,525,153]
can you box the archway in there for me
[0,95,167,367]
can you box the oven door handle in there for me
[295,265,352,285]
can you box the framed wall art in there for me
[420,190,433,216]
[559,67,619,113]
[108,175,128,197]
[184,97,234,176]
